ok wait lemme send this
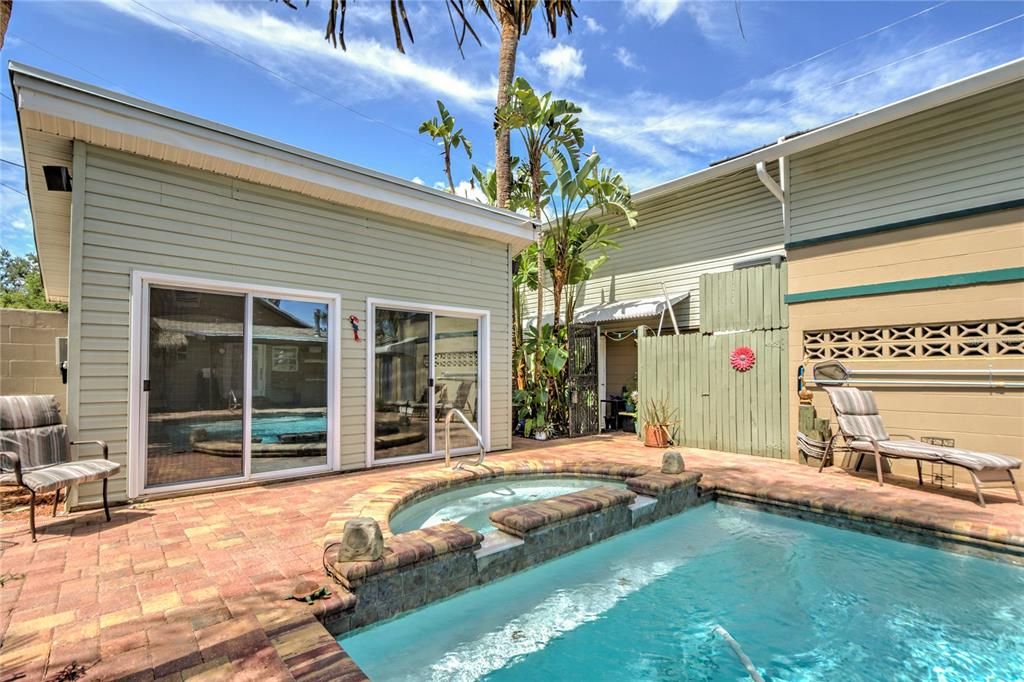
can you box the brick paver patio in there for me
[2,434,1022,680]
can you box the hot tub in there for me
[390,477,627,535]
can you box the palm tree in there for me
[0,0,11,49]
[484,1,577,209]
[418,100,472,193]
[280,0,577,209]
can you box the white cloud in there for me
[537,44,586,87]
[453,179,488,204]
[614,47,642,71]
[581,16,605,34]
[634,0,683,26]
[630,1,745,44]
[94,0,496,111]
[578,38,1013,191]
[682,1,746,45]
[410,176,425,185]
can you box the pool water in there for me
[340,503,1024,681]
[158,414,327,448]
[390,478,627,535]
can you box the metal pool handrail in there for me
[712,625,765,682]
[444,409,485,469]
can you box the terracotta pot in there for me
[643,424,669,448]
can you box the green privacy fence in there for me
[700,261,788,333]
[637,263,789,458]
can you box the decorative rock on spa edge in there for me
[337,517,385,562]
[662,450,685,474]
[327,522,484,589]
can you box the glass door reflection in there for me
[145,287,246,488]
[433,315,480,453]
[373,309,432,460]
[250,297,329,474]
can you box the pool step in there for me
[475,530,524,559]
[629,494,658,522]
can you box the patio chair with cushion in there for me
[821,386,1022,507]
[0,395,120,541]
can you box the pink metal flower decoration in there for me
[730,346,756,372]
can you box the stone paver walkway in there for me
[1,435,1021,680]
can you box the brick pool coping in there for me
[2,434,1022,680]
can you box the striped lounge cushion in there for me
[0,459,121,493]
[0,395,62,430]
[825,387,889,442]
[1,424,70,469]
[850,440,1020,471]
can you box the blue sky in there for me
[1,1,1022,256]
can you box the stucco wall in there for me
[787,209,1024,490]
[0,308,68,414]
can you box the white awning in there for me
[573,291,690,325]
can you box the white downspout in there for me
[755,137,790,244]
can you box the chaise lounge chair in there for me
[1,394,120,541]
[820,386,1022,507]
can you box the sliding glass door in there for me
[433,315,480,453]
[370,302,486,465]
[135,275,338,497]
[145,287,246,487]
[371,309,431,460]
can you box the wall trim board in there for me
[785,267,1024,304]
[785,199,1024,251]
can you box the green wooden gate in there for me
[637,263,789,458]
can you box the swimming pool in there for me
[389,477,628,535]
[340,503,1024,681]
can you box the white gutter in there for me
[634,57,1024,202]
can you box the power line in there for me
[0,91,13,102]
[771,1,951,79]
[630,1,958,139]
[755,12,1024,121]
[1,182,27,197]
[1,158,25,169]
[127,0,433,149]
[15,36,132,93]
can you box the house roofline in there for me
[9,61,536,248]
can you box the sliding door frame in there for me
[365,298,490,468]
[128,270,341,499]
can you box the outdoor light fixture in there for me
[42,165,72,192]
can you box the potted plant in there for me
[641,398,677,448]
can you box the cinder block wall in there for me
[0,308,69,414]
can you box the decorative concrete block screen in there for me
[638,263,790,459]
[0,308,68,414]
[803,319,1024,361]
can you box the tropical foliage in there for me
[495,82,637,437]
[418,100,472,193]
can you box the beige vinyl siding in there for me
[789,82,1024,244]
[69,145,512,505]
[525,165,784,329]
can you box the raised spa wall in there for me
[321,467,703,635]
